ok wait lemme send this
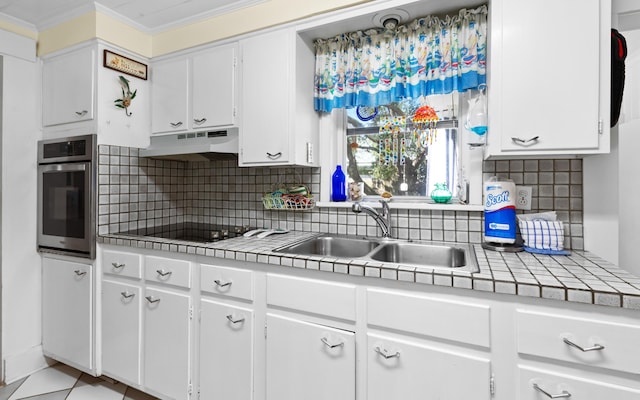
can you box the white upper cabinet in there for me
[151,43,238,134]
[42,46,95,127]
[239,28,319,166]
[485,0,611,157]
[191,44,237,129]
[150,58,190,133]
[41,42,150,147]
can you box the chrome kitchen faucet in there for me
[352,200,392,238]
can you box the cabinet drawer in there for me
[367,288,491,348]
[200,264,253,301]
[516,309,640,375]
[266,274,356,321]
[368,333,491,400]
[103,250,142,279]
[518,365,640,400]
[144,256,191,289]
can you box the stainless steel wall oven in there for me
[37,134,96,259]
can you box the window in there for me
[345,94,461,201]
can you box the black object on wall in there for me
[611,29,627,127]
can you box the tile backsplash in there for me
[98,145,584,250]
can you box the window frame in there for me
[317,107,485,209]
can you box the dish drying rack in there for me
[262,180,315,211]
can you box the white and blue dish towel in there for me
[517,212,570,255]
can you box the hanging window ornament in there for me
[378,115,406,166]
[412,104,439,147]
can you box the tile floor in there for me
[0,364,158,400]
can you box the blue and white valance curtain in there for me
[313,5,487,113]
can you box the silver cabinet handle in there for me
[374,346,400,359]
[226,314,245,324]
[145,296,160,304]
[511,136,540,145]
[75,110,88,116]
[156,269,172,277]
[112,262,125,269]
[74,269,87,276]
[266,152,282,159]
[320,337,344,349]
[120,291,135,299]
[169,121,183,128]
[562,337,605,352]
[193,118,207,125]
[214,279,232,288]
[533,383,572,399]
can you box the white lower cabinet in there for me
[102,280,141,385]
[101,250,193,399]
[199,300,253,400]
[143,287,192,400]
[42,257,93,372]
[265,313,355,400]
[367,332,492,400]
[95,246,640,400]
[518,366,640,400]
[516,309,640,375]
[514,307,640,400]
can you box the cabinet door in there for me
[42,47,95,126]
[518,366,640,400]
[240,29,291,164]
[489,0,602,153]
[143,287,191,400]
[102,280,141,385]
[200,300,253,400]
[192,44,237,129]
[42,258,93,370]
[266,313,355,400]
[367,333,491,400]
[151,58,189,134]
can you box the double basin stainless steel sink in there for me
[275,234,479,273]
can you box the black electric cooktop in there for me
[122,222,252,243]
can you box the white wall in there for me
[0,54,47,383]
[615,27,640,275]
[583,1,640,269]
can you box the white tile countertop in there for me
[99,231,640,310]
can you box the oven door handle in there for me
[38,162,88,173]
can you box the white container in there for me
[483,177,516,244]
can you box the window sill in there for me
[316,201,484,212]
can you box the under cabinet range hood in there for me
[140,129,239,161]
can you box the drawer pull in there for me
[120,291,135,299]
[214,279,232,288]
[266,151,282,159]
[169,121,183,128]
[562,337,605,352]
[321,337,344,349]
[226,314,245,324]
[193,118,207,125]
[511,136,540,146]
[74,270,87,277]
[533,383,571,399]
[156,269,172,277]
[145,296,160,304]
[374,346,401,359]
[112,262,125,269]
[75,110,88,116]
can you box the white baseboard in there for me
[3,345,54,384]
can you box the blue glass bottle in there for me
[331,165,347,202]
